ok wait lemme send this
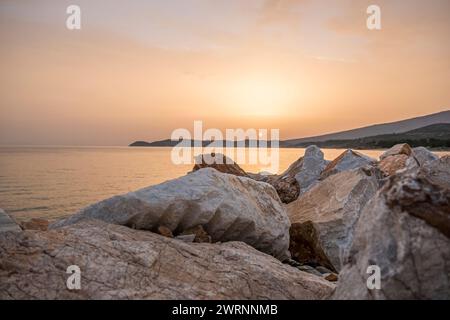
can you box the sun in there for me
[226,77,295,117]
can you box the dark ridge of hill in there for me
[283,110,450,146]
[286,123,450,149]
[129,139,278,148]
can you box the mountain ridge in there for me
[130,110,450,149]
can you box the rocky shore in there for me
[0,144,449,300]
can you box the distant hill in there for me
[129,110,450,149]
[129,139,277,147]
[283,110,450,146]
[285,123,450,149]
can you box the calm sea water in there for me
[0,146,448,222]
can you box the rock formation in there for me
[412,147,439,166]
[380,143,413,160]
[287,167,380,271]
[279,145,329,194]
[51,168,291,261]
[0,219,335,300]
[321,150,376,180]
[192,153,248,177]
[333,157,450,299]
[377,144,419,177]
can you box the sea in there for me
[0,146,448,222]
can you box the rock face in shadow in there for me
[251,174,300,204]
[51,168,291,261]
[0,219,335,300]
[333,158,450,300]
[287,168,380,272]
[320,150,376,180]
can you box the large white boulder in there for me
[52,168,291,260]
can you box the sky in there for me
[0,0,449,146]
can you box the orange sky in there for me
[0,0,449,145]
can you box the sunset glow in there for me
[0,0,449,145]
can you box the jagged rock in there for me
[261,175,300,204]
[333,161,450,300]
[0,209,21,233]
[20,218,49,231]
[412,147,439,166]
[192,153,299,204]
[287,168,380,271]
[321,150,376,180]
[420,155,450,188]
[378,154,418,177]
[0,219,335,300]
[380,143,413,160]
[51,168,291,261]
[281,145,329,194]
[192,153,248,177]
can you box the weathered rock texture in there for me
[321,150,376,180]
[249,145,328,204]
[412,147,439,166]
[380,143,413,160]
[192,152,299,204]
[255,174,300,204]
[0,209,21,233]
[51,168,291,260]
[287,168,380,271]
[334,158,450,300]
[378,154,418,177]
[192,153,248,177]
[0,219,335,300]
[281,145,329,194]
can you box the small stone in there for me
[297,265,322,277]
[284,259,301,267]
[175,234,196,243]
[297,265,313,271]
[316,266,333,274]
[324,273,338,282]
[157,226,173,238]
[180,225,211,243]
